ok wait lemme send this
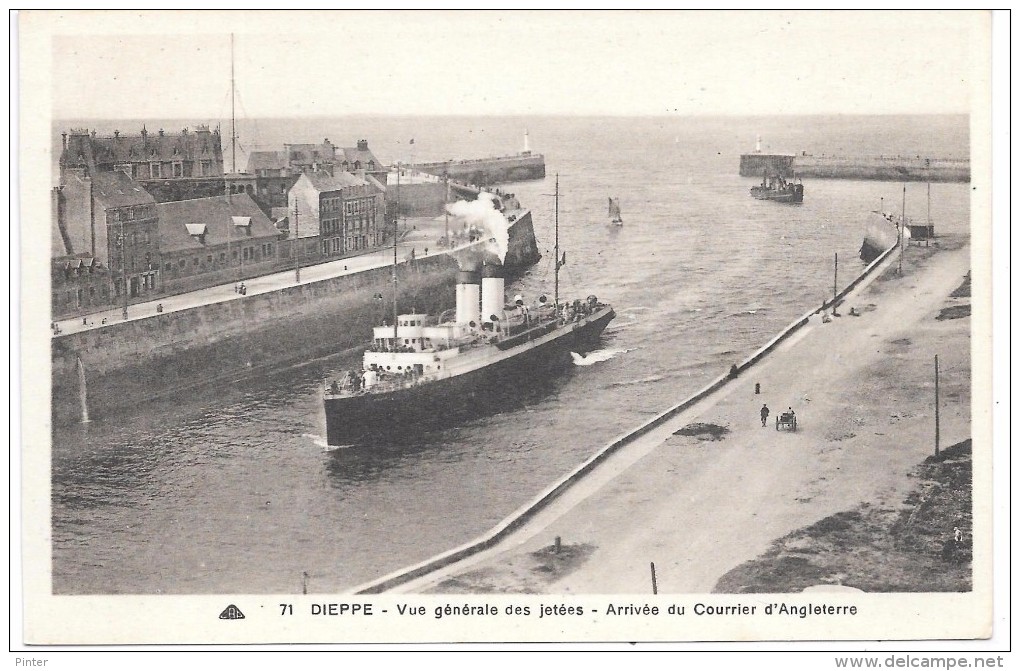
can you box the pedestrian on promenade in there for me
[760,404,770,427]
[156,303,163,313]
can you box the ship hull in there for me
[860,215,899,263]
[750,186,804,203]
[324,308,615,446]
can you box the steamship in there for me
[323,177,614,446]
[750,173,804,203]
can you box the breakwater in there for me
[51,213,541,425]
[416,153,546,186]
[740,153,969,182]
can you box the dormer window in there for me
[185,222,207,244]
[231,216,252,236]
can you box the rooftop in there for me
[156,192,280,253]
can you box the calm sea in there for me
[51,115,970,594]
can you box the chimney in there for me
[455,264,481,326]
[480,261,505,327]
[61,132,67,149]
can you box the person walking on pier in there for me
[760,404,770,427]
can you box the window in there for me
[150,163,161,178]
[192,257,199,266]
[207,254,213,263]
[219,252,226,262]
[178,259,185,268]
[267,243,273,256]
[243,248,249,261]
[173,162,184,177]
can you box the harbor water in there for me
[51,115,970,594]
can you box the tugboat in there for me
[323,176,615,446]
[750,173,804,203]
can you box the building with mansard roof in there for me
[59,126,227,203]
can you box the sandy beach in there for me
[383,235,972,595]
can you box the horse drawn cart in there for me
[776,411,798,431]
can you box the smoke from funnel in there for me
[446,192,510,263]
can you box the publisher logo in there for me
[219,604,245,620]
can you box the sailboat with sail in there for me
[608,197,623,226]
[322,174,615,446]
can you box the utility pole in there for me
[935,354,941,457]
[444,173,450,248]
[293,200,301,283]
[898,185,906,275]
[833,252,838,303]
[926,159,932,225]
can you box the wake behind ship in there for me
[323,260,614,446]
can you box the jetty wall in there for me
[52,213,541,425]
[739,153,795,178]
[740,153,970,182]
[792,155,970,182]
[387,181,447,217]
[416,154,546,186]
[352,239,901,594]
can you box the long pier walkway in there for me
[53,221,476,338]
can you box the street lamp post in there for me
[116,219,129,320]
[294,200,301,283]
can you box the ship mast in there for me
[554,173,560,312]
[393,168,400,342]
[230,33,236,174]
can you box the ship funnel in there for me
[480,261,505,328]
[456,267,481,326]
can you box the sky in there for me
[30,9,989,120]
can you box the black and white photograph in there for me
[14,8,1006,657]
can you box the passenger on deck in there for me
[363,368,378,389]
